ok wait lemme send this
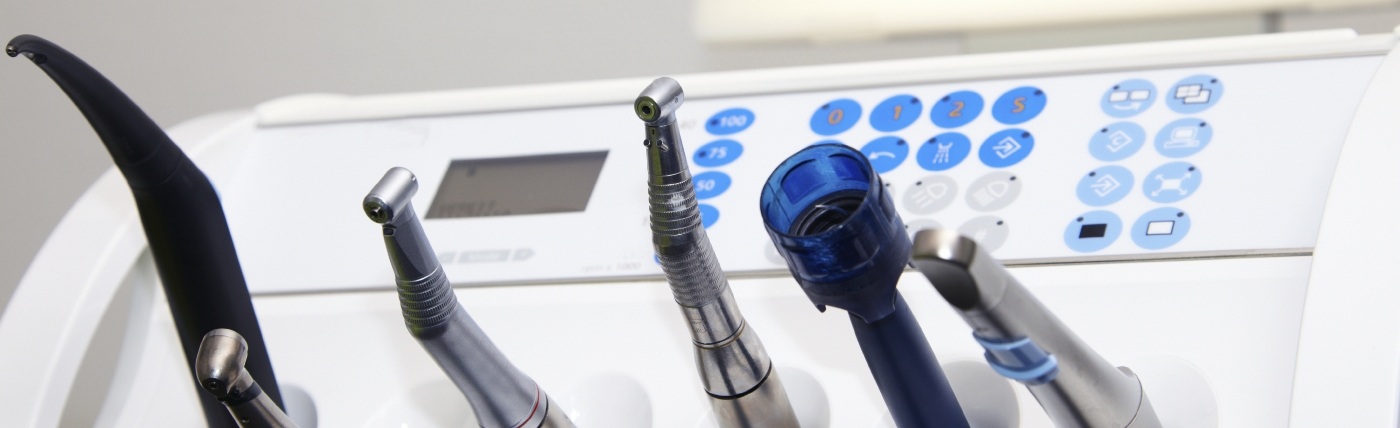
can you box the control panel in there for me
[224,56,1381,294]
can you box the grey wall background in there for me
[2,1,1399,325]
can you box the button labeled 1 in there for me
[870,94,923,132]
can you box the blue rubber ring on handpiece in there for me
[976,334,1061,385]
[759,143,910,322]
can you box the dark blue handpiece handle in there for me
[761,143,969,428]
[852,293,967,428]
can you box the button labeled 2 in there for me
[930,91,984,129]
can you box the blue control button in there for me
[870,94,923,132]
[916,133,972,171]
[698,203,720,229]
[1064,211,1123,253]
[1089,122,1147,162]
[1076,166,1134,206]
[1143,162,1201,203]
[810,99,862,136]
[693,139,743,168]
[929,90,984,129]
[705,107,755,135]
[860,136,910,173]
[991,87,1047,125]
[1154,118,1213,158]
[1101,79,1156,118]
[1132,207,1191,250]
[979,129,1034,168]
[692,171,732,200]
[1166,75,1222,114]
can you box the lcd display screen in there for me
[426,151,609,219]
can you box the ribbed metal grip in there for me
[650,172,728,307]
[395,265,457,338]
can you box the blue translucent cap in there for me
[760,143,911,322]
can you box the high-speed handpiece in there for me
[196,329,298,428]
[760,144,970,428]
[636,77,799,427]
[910,229,1161,428]
[363,167,573,428]
[7,34,281,427]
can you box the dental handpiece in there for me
[8,35,281,427]
[363,167,573,428]
[910,229,1161,428]
[196,329,298,428]
[760,144,970,428]
[636,77,800,427]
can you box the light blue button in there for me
[991,87,1047,125]
[1143,162,1201,203]
[979,129,1034,168]
[692,171,732,200]
[916,133,971,171]
[860,136,910,173]
[1154,118,1213,158]
[1131,207,1191,250]
[1076,166,1134,206]
[1064,211,1122,253]
[870,94,923,132]
[1101,79,1155,118]
[1165,75,1222,114]
[705,108,755,135]
[693,139,743,168]
[1089,122,1147,162]
[698,203,720,229]
[930,90,984,129]
[810,99,862,136]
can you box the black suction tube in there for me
[7,34,282,427]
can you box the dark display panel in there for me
[427,151,609,218]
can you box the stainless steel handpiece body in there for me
[910,229,1161,428]
[364,167,573,428]
[637,77,800,427]
[195,329,298,428]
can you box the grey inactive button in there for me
[958,216,1009,252]
[903,175,958,215]
[965,172,1021,212]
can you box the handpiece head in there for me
[910,228,988,310]
[363,167,418,225]
[196,329,250,399]
[635,77,685,125]
[760,143,910,322]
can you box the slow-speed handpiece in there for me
[364,167,573,428]
[196,329,297,428]
[760,143,969,428]
[637,77,799,427]
[911,228,1161,427]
